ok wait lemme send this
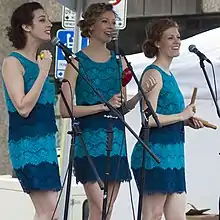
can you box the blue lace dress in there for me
[2,52,61,193]
[131,64,186,194]
[73,50,131,184]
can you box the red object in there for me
[122,67,132,87]
[110,0,121,6]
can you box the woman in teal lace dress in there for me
[59,3,156,220]
[131,19,204,220]
[2,2,61,220]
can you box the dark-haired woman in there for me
[59,3,156,220]
[1,2,61,220]
[131,18,204,220]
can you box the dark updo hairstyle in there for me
[77,3,116,38]
[142,18,179,58]
[6,2,44,49]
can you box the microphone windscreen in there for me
[122,68,132,87]
[111,30,119,41]
[188,44,196,52]
[51,37,59,46]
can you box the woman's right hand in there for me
[142,75,157,93]
[180,104,196,121]
[37,50,52,76]
[103,93,124,111]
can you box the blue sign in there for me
[55,29,88,79]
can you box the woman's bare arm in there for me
[2,55,49,117]
[59,59,106,118]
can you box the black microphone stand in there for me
[102,113,116,220]
[199,59,220,117]
[56,80,104,220]
[58,47,161,220]
[101,39,125,220]
[198,58,220,220]
[119,48,161,220]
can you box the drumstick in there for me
[193,116,217,130]
[190,88,217,129]
[190,87,197,104]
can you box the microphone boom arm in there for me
[199,60,220,117]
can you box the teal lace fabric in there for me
[74,50,131,184]
[131,64,186,194]
[2,52,61,193]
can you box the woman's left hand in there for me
[186,117,204,129]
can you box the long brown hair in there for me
[142,18,179,58]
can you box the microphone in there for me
[51,37,76,59]
[111,30,132,86]
[111,30,120,60]
[122,68,132,87]
[188,45,211,63]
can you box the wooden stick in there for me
[193,116,217,130]
[190,88,217,129]
[190,87,197,104]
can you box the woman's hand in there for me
[185,117,204,129]
[180,104,196,121]
[142,76,157,94]
[103,93,124,111]
[37,50,52,76]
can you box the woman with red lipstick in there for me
[59,3,156,220]
[1,2,60,220]
[131,19,204,220]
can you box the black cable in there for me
[104,46,125,218]
[50,80,74,220]
[105,49,136,220]
[104,44,126,217]
[105,133,135,220]
[210,62,218,101]
[128,179,136,219]
[50,161,70,220]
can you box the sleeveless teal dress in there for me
[2,52,61,193]
[73,50,131,184]
[131,64,186,194]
